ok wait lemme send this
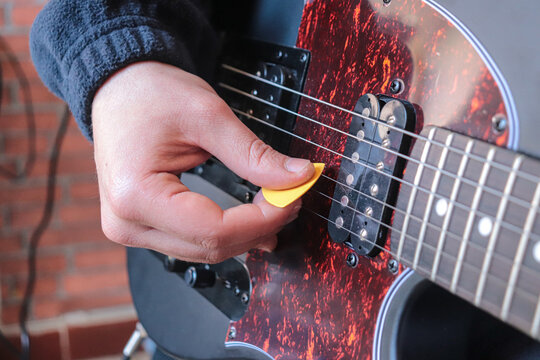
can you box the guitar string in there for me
[221,87,540,278]
[222,64,540,185]
[232,106,540,292]
[219,81,535,212]
[308,188,537,302]
[230,106,540,257]
[315,173,540,280]
[302,205,537,314]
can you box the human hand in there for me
[91,61,314,263]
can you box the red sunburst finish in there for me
[230,0,508,358]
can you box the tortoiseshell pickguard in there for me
[230,0,509,359]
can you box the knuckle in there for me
[199,234,223,252]
[191,93,229,119]
[204,250,227,264]
[104,181,139,221]
[248,139,274,169]
[100,212,136,247]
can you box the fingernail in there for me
[285,158,311,173]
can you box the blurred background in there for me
[0,1,143,359]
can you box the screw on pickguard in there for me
[328,94,416,257]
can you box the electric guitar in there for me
[127,0,540,359]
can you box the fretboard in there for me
[391,126,540,341]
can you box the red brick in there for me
[12,5,43,27]
[0,331,62,360]
[0,234,22,252]
[58,154,97,175]
[33,290,132,319]
[2,275,58,301]
[70,180,99,200]
[9,206,44,229]
[40,225,107,247]
[29,154,96,178]
[63,268,128,295]
[3,34,30,54]
[74,246,125,269]
[3,133,50,154]
[0,58,40,82]
[1,303,20,324]
[32,298,62,319]
[0,254,66,275]
[60,131,93,154]
[19,82,60,104]
[68,319,136,360]
[0,111,59,131]
[58,202,101,226]
[0,184,61,205]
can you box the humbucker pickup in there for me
[328,94,416,257]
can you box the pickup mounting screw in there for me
[346,252,358,268]
[492,114,507,133]
[387,115,396,126]
[300,53,308,63]
[382,138,391,148]
[251,89,258,96]
[376,161,384,171]
[229,326,237,339]
[240,292,250,304]
[276,50,284,59]
[389,79,404,94]
[388,259,399,274]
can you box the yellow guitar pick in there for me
[262,163,325,208]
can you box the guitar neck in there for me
[391,126,540,341]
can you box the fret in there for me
[413,134,453,268]
[474,155,524,306]
[431,139,472,281]
[450,147,495,292]
[501,182,540,320]
[396,127,435,262]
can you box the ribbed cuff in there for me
[62,17,195,140]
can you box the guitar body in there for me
[128,0,540,359]
[231,1,508,359]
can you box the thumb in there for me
[200,108,315,189]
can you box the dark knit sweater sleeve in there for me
[30,0,217,140]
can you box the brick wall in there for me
[0,1,138,359]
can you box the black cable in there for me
[17,105,69,360]
[0,36,36,179]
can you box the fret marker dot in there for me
[533,242,540,264]
[435,199,448,217]
[478,217,493,237]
